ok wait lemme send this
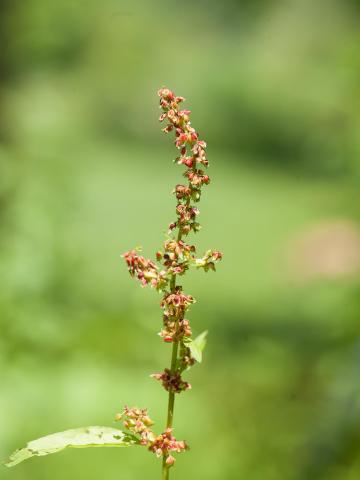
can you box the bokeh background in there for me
[1,1,360,479]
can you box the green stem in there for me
[162,167,194,480]
[162,274,179,480]
[162,456,169,480]
[166,348,178,426]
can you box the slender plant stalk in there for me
[121,87,222,477]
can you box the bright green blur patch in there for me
[4,426,138,467]
[184,330,208,363]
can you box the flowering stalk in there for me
[122,88,222,479]
[4,88,222,477]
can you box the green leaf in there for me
[184,330,208,363]
[4,426,139,467]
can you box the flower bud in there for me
[143,416,154,427]
[166,455,176,466]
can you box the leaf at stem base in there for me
[4,426,139,467]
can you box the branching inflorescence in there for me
[120,88,223,479]
[4,88,222,479]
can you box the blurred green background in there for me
[1,0,360,479]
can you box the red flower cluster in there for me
[174,184,191,200]
[117,405,187,467]
[151,368,191,393]
[185,169,210,187]
[149,428,187,466]
[156,240,196,275]
[160,286,194,317]
[115,406,155,446]
[159,317,192,343]
[122,249,168,290]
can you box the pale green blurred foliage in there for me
[1,1,360,479]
